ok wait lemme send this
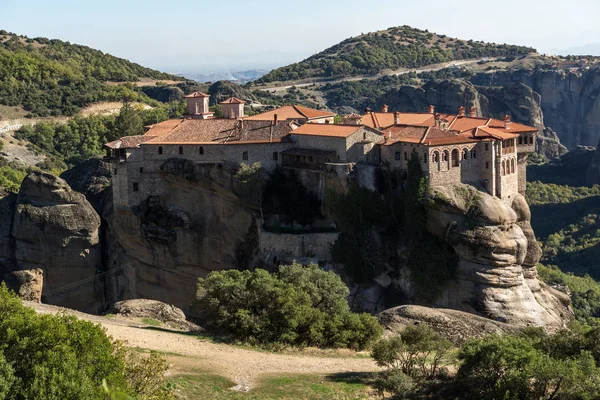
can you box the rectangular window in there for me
[485,162,490,169]
[139,167,144,173]
[133,183,139,192]
[485,143,489,151]
[113,168,117,175]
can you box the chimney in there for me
[503,115,512,129]
[469,106,477,117]
[274,113,278,126]
[364,107,372,113]
[394,111,400,125]
[381,104,389,113]
[388,131,392,140]
[428,105,435,114]
[458,106,466,117]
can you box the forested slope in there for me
[0,30,184,117]
[259,25,535,82]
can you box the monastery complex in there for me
[105,93,538,209]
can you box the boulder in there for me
[378,305,517,344]
[112,299,199,331]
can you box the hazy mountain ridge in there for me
[179,69,269,83]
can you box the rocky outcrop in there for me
[112,299,199,330]
[9,172,103,312]
[378,305,516,344]
[425,184,572,330]
[106,162,256,309]
[381,79,567,158]
[472,68,600,150]
[587,141,600,185]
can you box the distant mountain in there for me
[258,25,535,83]
[180,69,269,83]
[0,29,184,117]
[554,43,600,56]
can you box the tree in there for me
[234,162,267,220]
[371,325,453,380]
[0,283,175,399]
[191,263,382,349]
[115,102,143,138]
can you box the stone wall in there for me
[259,231,339,261]
[292,135,347,161]
[346,128,383,164]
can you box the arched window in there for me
[242,151,248,161]
[451,149,459,167]
[433,152,439,163]
[442,151,448,162]
[471,149,477,159]
[158,146,163,155]
[462,148,468,160]
[179,146,184,155]
[423,152,427,163]
[404,152,408,161]
[518,136,523,145]
[273,152,278,161]
[395,151,400,161]
[511,158,516,174]
[502,160,506,176]
[363,132,367,140]
[199,146,204,155]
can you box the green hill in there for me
[0,30,184,117]
[258,26,535,83]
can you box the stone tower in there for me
[185,92,213,119]
[220,97,245,119]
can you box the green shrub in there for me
[454,333,600,400]
[372,369,415,399]
[371,325,453,380]
[0,284,174,399]
[192,263,382,349]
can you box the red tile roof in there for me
[220,97,245,104]
[246,105,335,121]
[105,135,156,149]
[291,124,363,138]
[143,119,294,145]
[185,91,210,98]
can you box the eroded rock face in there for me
[106,162,256,309]
[378,305,517,344]
[425,184,572,330]
[11,171,103,312]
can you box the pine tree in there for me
[115,102,143,138]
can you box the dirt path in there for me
[258,58,488,92]
[28,302,379,389]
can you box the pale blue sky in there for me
[1,0,598,73]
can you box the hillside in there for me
[258,25,535,82]
[0,30,184,117]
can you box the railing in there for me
[502,146,515,155]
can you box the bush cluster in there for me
[0,284,174,399]
[192,263,382,350]
[371,324,600,399]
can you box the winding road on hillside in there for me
[29,302,379,390]
[258,58,489,92]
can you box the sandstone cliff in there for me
[2,172,103,311]
[472,68,600,151]
[0,162,574,334]
[425,184,571,330]
[380,79,567,158]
